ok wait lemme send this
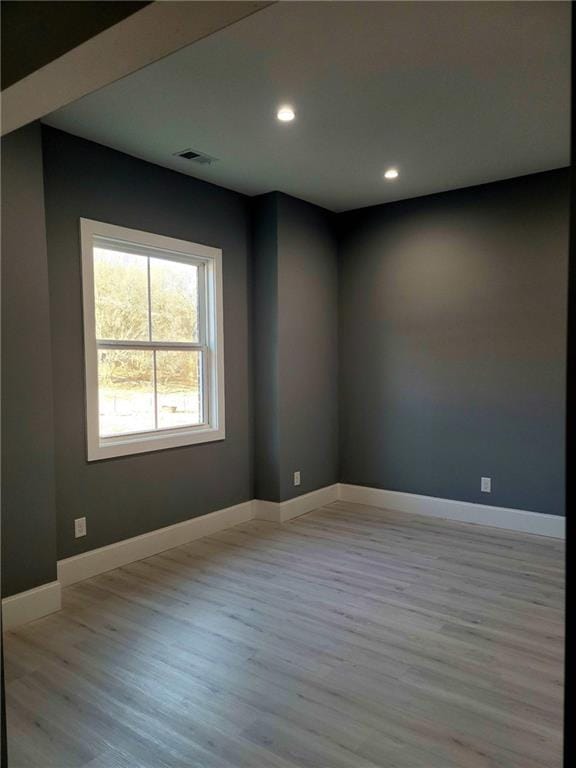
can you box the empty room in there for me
[0,1,570,767]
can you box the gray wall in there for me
[2,125,568,596]
[338,170,569,516]
[1,123,58,596]
[253,193,339,502]
[276,194,339,500]
[252,194,280,500]
[42,127,253,559]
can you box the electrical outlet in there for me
[293,471,301,487]
[74,517,87,538]
[481,477,492,493]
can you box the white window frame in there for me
[80,218,225,461]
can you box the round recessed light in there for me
[384,168,399,180]
[277,105,295,122]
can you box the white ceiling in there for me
[44,1,570,212]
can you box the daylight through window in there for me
[81,220,225,460]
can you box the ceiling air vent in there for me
[175,148,217,165]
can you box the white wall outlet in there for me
[74,517,87,538]
[481,477,492,493]
[293,471,301,487]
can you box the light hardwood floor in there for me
[4,501,565,767]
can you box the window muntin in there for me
[81,220,225,460]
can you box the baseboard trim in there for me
[253,484,340,522]
[2,580,62,630]
[6,488,338,627]
[338,484,565,539]
[7,481,560,631]
[58,500,254,587]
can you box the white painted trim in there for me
[252,499,281,522]
[80,218,225,461]
[2,2,272,136]
[338,484,565,539]
[58,501,254,587]
[253,484,340,523]
[8,488,339,627]
[2,581,62,630]
[5,483,562,631]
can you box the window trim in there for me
[80,218,225,461]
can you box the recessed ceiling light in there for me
[384,168,399,180]
[277,105,295,122]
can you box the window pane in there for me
[98,349,155,436]
[150,257,199,342]
[94,248,149,341]
[156,350,203,429]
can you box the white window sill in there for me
[87,424,226,461]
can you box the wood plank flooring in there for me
[4,501,565,767]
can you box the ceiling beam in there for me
[1,0,273,137]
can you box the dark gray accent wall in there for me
[252,194,280,500]
[252,193,339,502]
[338,170,569,516]
[42,127,253,559]
[1,123,58,596]
[276,194,339,501]
[2,123,568,599]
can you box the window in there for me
[81,219,225,460]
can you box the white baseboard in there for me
[338,484,565,539]
[58,500,254,587]
[6,481,561,632]
[253,484,339,522]
[2,580,62,630]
